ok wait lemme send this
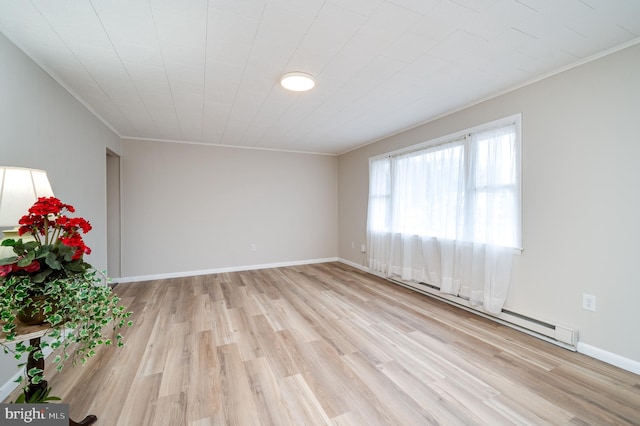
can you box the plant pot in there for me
[17,295,49,325]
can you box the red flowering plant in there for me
[0,197,93,282]
[0,197,132,402]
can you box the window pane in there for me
[368,158,391,232]
[474,129,516,187]
[473,189,516,246]
[393,143,464,238]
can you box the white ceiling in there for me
[0,0,638,155]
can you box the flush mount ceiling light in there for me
[280,72,316,92]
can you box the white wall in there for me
[338,43,640,366]
[0,33,121,393]
[120,139,338,278]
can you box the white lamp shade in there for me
[0,167,54,227]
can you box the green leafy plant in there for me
[0,197,132,400]
[0,271,132,373]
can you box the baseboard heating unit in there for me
[387,278,579,351]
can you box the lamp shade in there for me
[0,167,54,227]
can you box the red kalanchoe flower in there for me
[3,197,93,279]
[17,196,90,245]
[61,233,91,260]
[27,197,65,216]
[66,217,92,234]
[20,260,40,273]
[0,265,12,277]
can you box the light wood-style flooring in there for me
[9,262,640,425]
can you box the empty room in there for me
[0,0,639,425]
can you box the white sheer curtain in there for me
[366,121,520,315]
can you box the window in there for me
[368,116,521,249]
[366,116,521,314]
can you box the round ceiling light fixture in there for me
[280,72,316,92]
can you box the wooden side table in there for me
[1,321,97,426]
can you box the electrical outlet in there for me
[360,244,366,253]
[250,243,256,252]
[582,294,596,311]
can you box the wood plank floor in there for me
[8,262,640,425]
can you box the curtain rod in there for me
[375,119,517,161]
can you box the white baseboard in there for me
[337,257,367,270]
[112,257,339,284]
[0,369,22,403]
[577,342,640,375]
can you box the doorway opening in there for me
[106,149,121,278]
